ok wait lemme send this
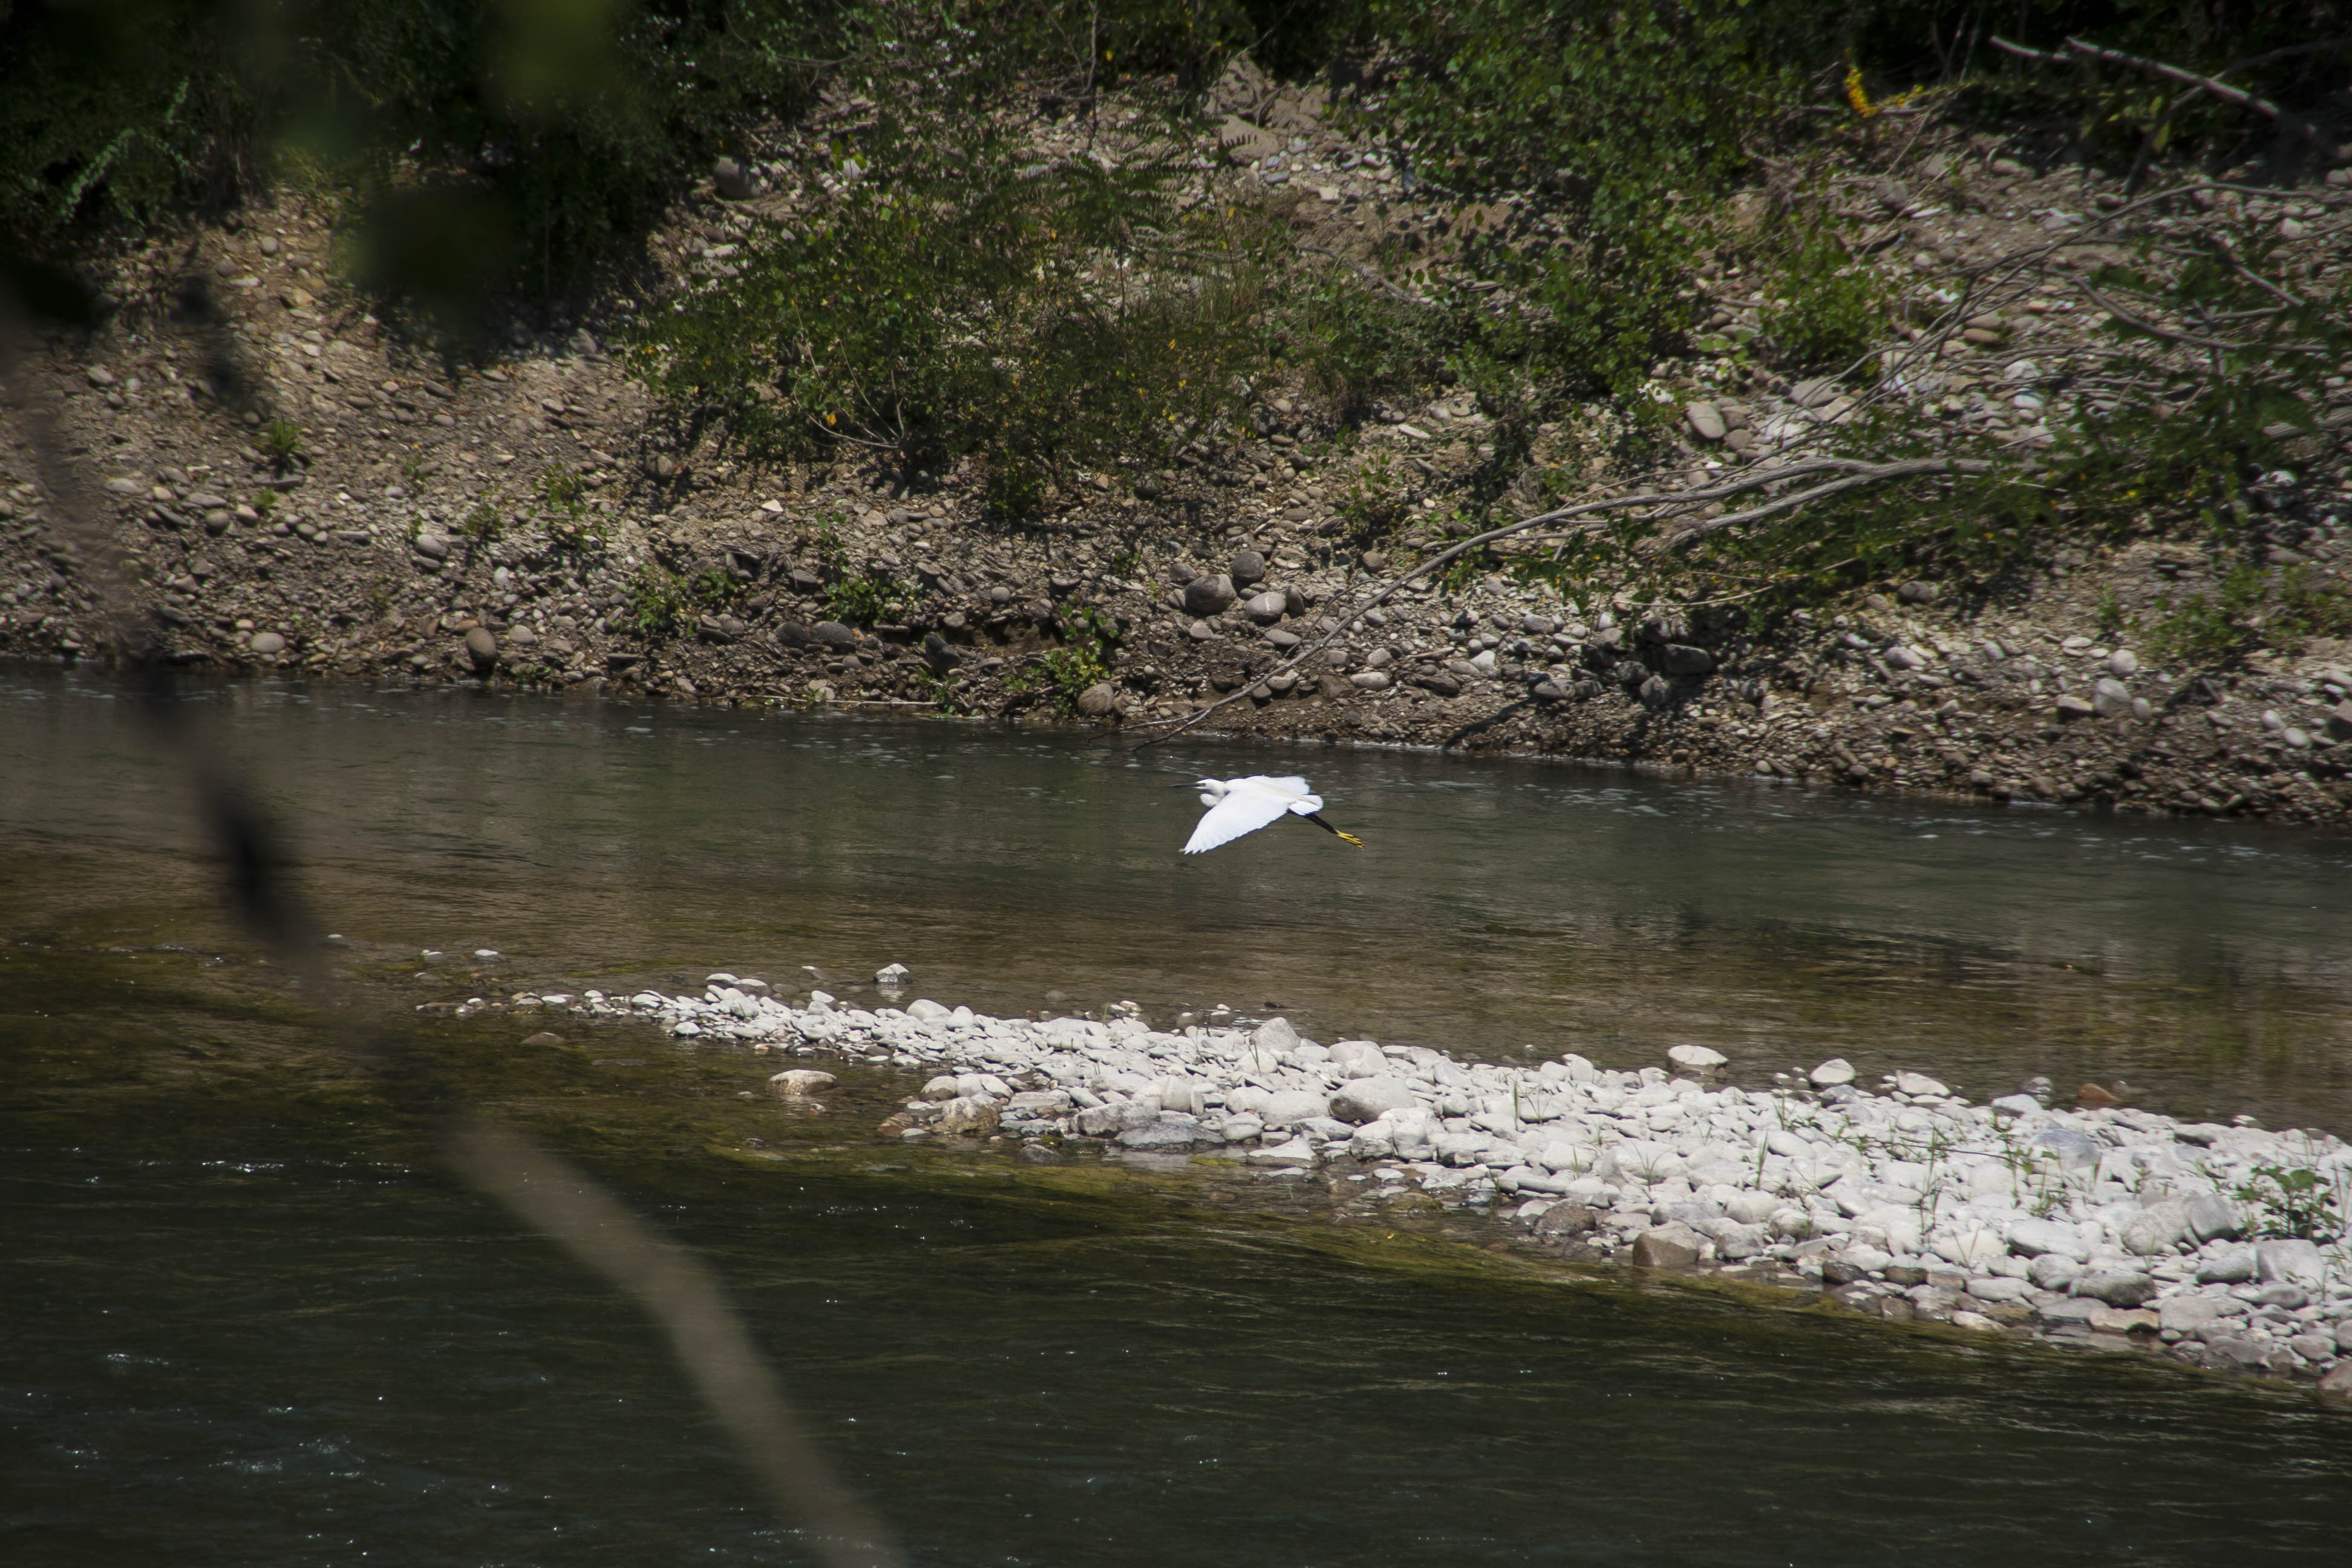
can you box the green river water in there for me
[5,667,2352,1564]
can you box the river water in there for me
[7,667,2352,1563]
[9,668,2352,1126]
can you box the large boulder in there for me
[1251,1016,1301,1054]
[2157,1295,2224,1335]
[768,1069,837,1097]
[935,1096,1001,1137]
[2006,1217,2091,1260]
[1659,644,1716,676]
[2258,1238,2325,1288]
[2184,1192,2241,1242]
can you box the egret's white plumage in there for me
[1179,774,1362,854]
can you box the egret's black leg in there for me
[1303,812,1365,848]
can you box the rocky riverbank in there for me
[7,67,2352,827]
[479,969,2352,1393]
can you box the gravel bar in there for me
[467,970,2352,1392]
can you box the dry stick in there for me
[2076,283,2253,352]
[1131,457,1991,745]
[1659,458,1997,548]
[1296,244,1433,307]
[2053,36,2349,162]
[1812,173,2227,449]
[449,1120,906,1568]
[1990,33,2346,160]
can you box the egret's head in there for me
[1177,777,1225,806]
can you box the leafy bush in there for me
[1763,227,1884,373]
[622,560,736,639]
[2140,563,2271,668]
[533,464,606,552]
[641,103,1286,512]
[2235,1161,2345,1244]
[458,498,503,546]
[2,0,840,286]
[823,571,909,627]
[1007,604,1120,710]
[1362,0,1832,400]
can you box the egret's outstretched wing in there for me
[1264,775,1313,795]
[1183,785,1297,853]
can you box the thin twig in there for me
[1992,34,2348,160]
[2077,283,2253,351]
[1134,457,1996,745]
[1296,244,1432,307]
[2061,35,2345,159]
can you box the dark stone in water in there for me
[1534,1203,1597,1237]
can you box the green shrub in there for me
[823,571,909,627]
[2235,1161,2345,1244]
[623,561,711,639]
[2,0,840,287]
[1006,604,1120,711]
[533,463,606,552]
[458,498,503,545]
[641,109,1282,512]
[2141,563,2270,668]
[1763,227,1883,373]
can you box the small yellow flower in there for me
[1844,64,1877,118]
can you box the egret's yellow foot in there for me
[1336,831,1365,848]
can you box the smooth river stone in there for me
[1630,1222,1704,1269]
[1330,1077,1418,1123]
[1258,1089,1330,1126]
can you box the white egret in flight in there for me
[1178,775,1364,854]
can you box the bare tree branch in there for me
[1134,456,1998,746]
[1297,244,1434,307]
[1993,34,2348,160]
